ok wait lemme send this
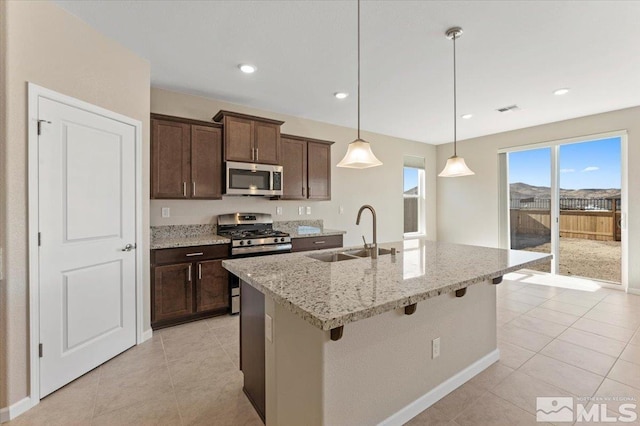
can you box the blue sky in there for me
[404,167,419,191]
[508,137,621,189]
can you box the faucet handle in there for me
[361,235,368,247]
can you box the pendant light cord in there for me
[453,32,457,156]
[357,0,361,140]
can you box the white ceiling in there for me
[55,0,640,145]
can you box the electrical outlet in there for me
[306,206,311,215]
[276,206,283,215]
[265,314,273,342]
[161,207,170,218]
[298,206,304,215]
[339,205,344,214]
[432,337,441,359]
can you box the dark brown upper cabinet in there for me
[213,110,284,165]
[280,134,333,201]
[151,114,223,200]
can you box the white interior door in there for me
[38,97,137,397]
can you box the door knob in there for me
[122,243,136,252]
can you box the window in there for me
[404,156,426,237]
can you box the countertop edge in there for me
[222,253,552,332]
[151,236,231,250]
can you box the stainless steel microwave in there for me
[225,161,283,196]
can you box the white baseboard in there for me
[627,287,640,296]
[142,328,153,342]
[378,349,500,426]
[0,397,36,423]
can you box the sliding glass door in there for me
[508,148,552,273]
[504,135,623,284]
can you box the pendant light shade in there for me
[438,155,474,177]
[439,27,474,178]
[336,139,383,168]
[337,0,382,169]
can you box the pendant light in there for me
[438,27,475,177]
[337,0,382,169]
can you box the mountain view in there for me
[510,182,621,199]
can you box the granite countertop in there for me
[151,235,230,250]
[222,239,551,331]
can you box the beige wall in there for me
[1,0,8,411]
[436,106,640,292]
[151,88,437,247]
[2,0,150,408]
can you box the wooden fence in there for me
[510,208,621,241]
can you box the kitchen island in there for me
[222,239,550,426]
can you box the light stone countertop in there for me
[222,239,552,331]
[150,234,230,250]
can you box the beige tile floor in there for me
[8,314,261,426]
[408,274,640,425]
[8,274,640,425]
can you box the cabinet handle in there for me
[183,182,187,197]
[314,241,326,245]
[302,187,305,196]
[255,148,259,162]
[308,187,311,197]
[192,181,196,196]
[188,264,192,282]
[198,264,202,280]
[251,148,255,161]
[186,252,204,257]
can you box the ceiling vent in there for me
[496,105,520,113]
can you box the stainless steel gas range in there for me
[217,213,291,313]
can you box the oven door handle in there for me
[231,243,292,256]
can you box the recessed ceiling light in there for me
[334,92,349,99]
[553,88,570,96]
[238,64,257,74]
[461,114,473,119]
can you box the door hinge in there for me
[38,232,41,246]
[39,343,43,358]
[37,119,51,136]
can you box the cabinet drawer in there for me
[291,235,343,252]
[152,244,229,265]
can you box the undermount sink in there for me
[308,247,397,263]
[307,252,361,262]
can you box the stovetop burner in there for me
[217,212,292,256]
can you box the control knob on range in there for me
[274,238,279,243]
[280,237,286,242]
[247,240,252,245]
[239,241,245,246]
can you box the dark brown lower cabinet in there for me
[151,245,230,329]
[291,235,343,252]
[196,259,229,312]
[240,281,266,422]
[153,262,193,322]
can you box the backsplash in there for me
[151,224,217,240]
[273,219,324,235]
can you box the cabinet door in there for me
[196,260,229,312]
[191,125,222,199]
[153,263,193,322]
[280,137,307,200]
[254,122,280,165]
[307,142,331,200]
[151,119,191,199]
[224,116,254,162]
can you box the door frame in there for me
[498,130,629,291]
[27,83,145,404]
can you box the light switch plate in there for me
[298,206,304,215]
[432,337,441,359]
[265,314,273,342]
[339,206,344,214]
[161,207,170,218]
[276,206,283,215]
[306,206,311,215]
